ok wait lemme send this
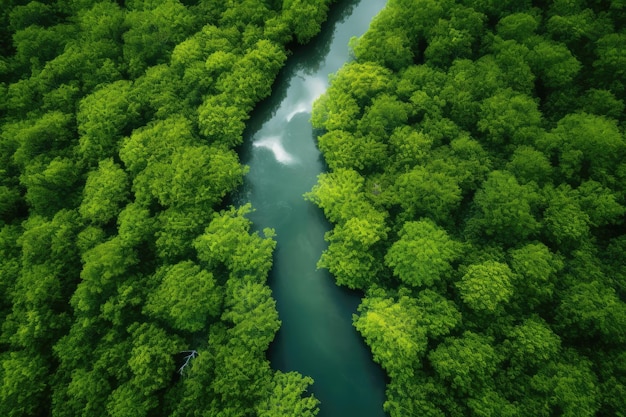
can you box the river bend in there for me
[236,1,388,416]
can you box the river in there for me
[234,1,388,416]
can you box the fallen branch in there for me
[177,350,198,376]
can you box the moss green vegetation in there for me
[309,0,626,416]
[0,1,335,416]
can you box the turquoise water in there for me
[236,1,388,416]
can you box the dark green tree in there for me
[467,170,541,244]
[428,331,499,395]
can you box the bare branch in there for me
[177,350,198,376]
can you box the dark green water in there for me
[235,1,388,416]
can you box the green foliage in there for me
[74,1,126,44]
[79,159,130,225]
[220,0,276,28]
[121,116,247,212]
[59,365,112,417]
[117,202,155,247]
[446,136,492,191]
[311,91,361,132]
[144,261,222,332]
[119,115,192,173]
[312,62,393,130]
[11,23,69,74]
[428,331,498,395]
[538,112,626,186]
[529,351,600,417]
[355,292,429,382]
[394,166,462,224]
[38,40,124,92]
[107,383,153,417]
[467,170,541,244]
[131,64,189,119]
[123,0,199,77]
[438,57,510,130]
[0,350,49,417]
[529,40,582,89]
[557,280,626,344]
[154,206,207,262]
[194,204,276,281]
[2,210,80,351]
[465,0,532,19]
[127,322,182,397]
[577,180,625,227]
[546,7,608,49]
[542,185,591,249]
[318,130,383,171]
[256,371,319,417]
[506,145,552,185]
[0,226,20,315]
[508,243,563,309]
[11,111,74,169]
[593,33,626,95]
[383,375,447,417]
[283,0,331,44]
[197,95,248,146]
[477,88,542,147]
[580,88,625,120]
[503,317,561,369]
[77,80,140,166]
[1,1,333,415]
[305,168,373,224]
[351,30,414,72]
[413,289,462,339]
[217,39,287,105]
[209,342,272,413]
[222,280,280,353]
[2,0,625,414]
[385,220,462,288]
[387,127,434,172]
[71,236,139,316]
[318,213,388,289]
[496,12,539,43]
[8,1,57,32]
[356,288,462,391]
[351,0,446,70]
[151,145,246,210]
[21,156,80,217]
[309,0,626,416]
[424,5,486,68]
[490,37,535,94]
[456,260,514,313]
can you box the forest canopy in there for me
[2,0,626,416]
[309,0,626,416]
[0,0,336,416]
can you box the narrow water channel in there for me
[235,1,388,416]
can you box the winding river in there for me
[235,1,388,416]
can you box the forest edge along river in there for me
[234,1,388,416]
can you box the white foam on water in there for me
[253,135,296,165]
[284,76,328,122]
[286,102,309,122]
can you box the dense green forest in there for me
[2,0,626,416]
[308,0,626,416]
[0,1,334,416]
